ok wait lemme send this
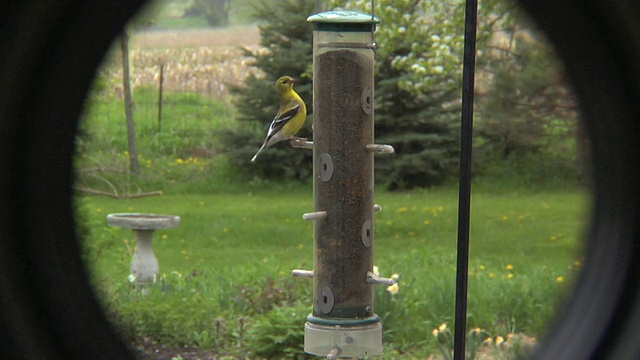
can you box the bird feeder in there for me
[292,10,395,359]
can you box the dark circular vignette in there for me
[519,1,640,359]
[0,0,638,359]
[0,1,146,358]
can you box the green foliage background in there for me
[224,0,580,190]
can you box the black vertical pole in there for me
[454,0,478,359]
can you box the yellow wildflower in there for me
[386,283,399,295]
[506,264,514,270]
[556,276,564,283]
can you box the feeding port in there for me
[293,10,395,358]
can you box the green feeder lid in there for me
[307,10,380,24]
[308,10,379,32]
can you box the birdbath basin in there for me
[107,213,180,284]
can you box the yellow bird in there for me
[251,76,307,162]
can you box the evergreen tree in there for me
[349,0,468,189]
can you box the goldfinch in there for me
[251,76,307,162]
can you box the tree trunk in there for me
[120,29,141,176]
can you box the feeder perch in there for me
[107,213,180,284]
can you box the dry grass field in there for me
[99,25,263,100]
[132,25,260,49]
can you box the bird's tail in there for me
[251,142,267,162]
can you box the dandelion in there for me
[483,337,493,346]
[489,272,496,278]
[508,273,515,279]
[438,323,447,332]
[297,243,304,250]
[424,219,431,225]
[501,215,508,221]
[176,158,184,164]
[506,264,514,270]
[550,235,557,241]
[479,265,486,271]
[556,276,564,283]
[397,207,409,213]
[386,283,399,295]
[496,336,504,346]
[161,234,168,239]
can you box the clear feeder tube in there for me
[303,10,388,358]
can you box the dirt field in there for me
[131,25,261,49]
[100,25,263,100]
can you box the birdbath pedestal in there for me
[107,213,180,284]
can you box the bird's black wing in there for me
[266,103,300,137]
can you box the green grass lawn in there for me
[78,186,588,358]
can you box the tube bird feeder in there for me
[293,10,395,358]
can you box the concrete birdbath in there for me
[107,213,180,284]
